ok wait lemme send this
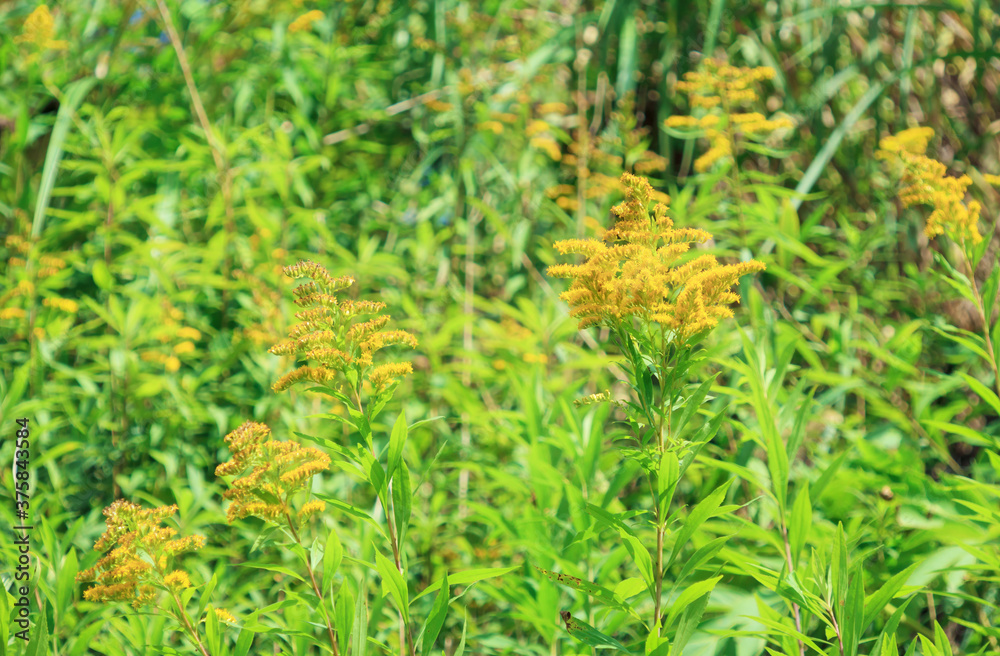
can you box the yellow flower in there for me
[666,59,790,173]
[537,102,569,115]
[270,260,416,395]
[176,327,201,340]
[0,308,26,320]
[215,421,331,524]
[477,120,504,135]
[298,500,326,521]
[876,127,934,156]
[878,128,982,244]
[526,120,550,137]
[214,608,238,624]
[164,356,181,373]
[548,172,765,341]
[173,341,195,355]
[530,137,562,161]
[425,100,453,112]
[15,5,68,50]
[288,10,324,33]
[163,570,190,590]
[42,297,78,313]
[77,501,204,609]
[367,362,414,393]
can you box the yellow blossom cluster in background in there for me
[877,127,982,243]
[665,58,793,172]
[288,9,324,33]
[540,94,670,213]
[0,237,76,328]
[15,5,67,51]
[215,420,331,524]
[76,500,205,608]
[548,172,765,341]
[139,302,202,373]
[269,260,417,396]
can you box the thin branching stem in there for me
[285,512,340,656]
[166,587,211,656]
[960,239,1000,399]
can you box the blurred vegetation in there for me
[1,0,1000,655]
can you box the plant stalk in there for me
[285,512,340,656]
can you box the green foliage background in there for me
[1,0,999,655]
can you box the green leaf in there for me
[421,570,449,654]
[666,480,733,570]
[535,566,635,616]
[336,583,355,656]
[352,578,369,656]
[560,612,632,653]
[313,495,389,542]
[23,601,47,656]
[957,372,1000,417]
[737,331,788,513]
[368,459,389,508]
[204,604,221,655]
[239,563,304,582]
[869,595,915,656]
[831,523,848,611]
[793,79,887,209]
[33,78,96,238]
[387,412,407,483]
[198,572,219,618]
[813,450,850,501]
[934,620,954,656]
[375,549,409,622]
[620,531,655,597]
[392,462,413,545]
[842,564,865,656]
[234,624,257,656]
[57,548,78,616]
[453,613,467,656]
[92,260,113,290]
[657,450,680,518]
[323,528,344,593]
[674,374,718,437]
[862,564,918,631]
[411,567,517,602]
[672,535,730,591]
[789,485,811,567]
[671,588,712,656]
[614,577,647,601]
[664,576,721,630]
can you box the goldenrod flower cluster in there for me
[877,127,982,244]
[269,260,417,396]
[216,421,331,524]
[77,500,205,609]
[665,59,792,172]
[548,173,765,342]
[288,10,324,33]
[15,5,68,51]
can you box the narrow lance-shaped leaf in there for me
[375,550,409,623]
[421,570,449,654]
[387,412,407,483]
[322,528,343,593]
[560,611,632,654]
[666,480,734,570]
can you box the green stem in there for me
[285,512,340,656]
[353,384,415,656]
[166,588,211,656]
[960,239,1000,400]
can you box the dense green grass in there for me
[2,1,999,655]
